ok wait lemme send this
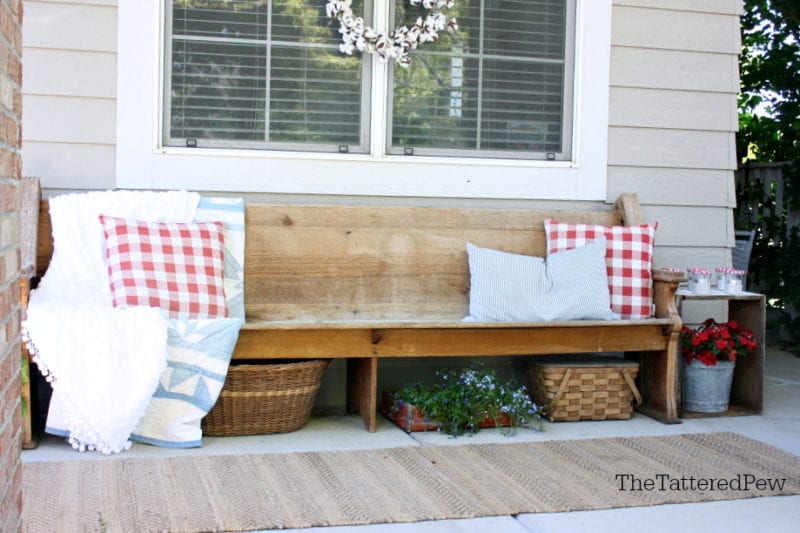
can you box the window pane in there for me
[480,59,565,152]
[166,0,366,150]
[482,0,565,59]
[172,1,268,40]
[272,1,342,45]
[270,46,362,144]
[391,0,571,158]
[170,40,266,141]
[392,54,479,149]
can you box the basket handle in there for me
[622,368,643,406]
[547,369,573,413]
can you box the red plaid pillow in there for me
[544,219,657,320]
[100,216,228,319]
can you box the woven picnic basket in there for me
[527,356,642,422]
[202,359,331,436]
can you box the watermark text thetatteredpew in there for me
[616,473,787,492]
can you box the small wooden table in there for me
[676,289,766,417]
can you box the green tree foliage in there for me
[738,0,800,165]
[737,0,800,349]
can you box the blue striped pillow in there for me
[466,243,551,322]
[465,238,619,322]
[545,237,619,321]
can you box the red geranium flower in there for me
[680,318,758,366]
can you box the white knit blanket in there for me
[22,190,200,454]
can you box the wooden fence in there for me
[734,161,798,235]
[734,161,799,342]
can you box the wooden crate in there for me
[528,356,641,422]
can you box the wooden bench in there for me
[30,192,684,433]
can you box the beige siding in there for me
[609,0,742,319]
[608,128,737,170]
[24,48,116,98]
[609,88,737,131]
[614,0,742,15]
[24,1,117,51]
[22,143,116,190]
[21,0,117,189]
[643,205,733,247]
[607,167,734,207]
[611,48,739,93]
[25,95,116,144]
[612,5,741,53]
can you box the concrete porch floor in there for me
[22,346,800,532]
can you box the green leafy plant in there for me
[391,364,544,437]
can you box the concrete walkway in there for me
[22,347,800,532]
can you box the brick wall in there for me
[0,0,23,531]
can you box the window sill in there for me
[158,146,578,169]
[124,147,602,201]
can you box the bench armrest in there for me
[20,177,41,313]
[652,269,685,324]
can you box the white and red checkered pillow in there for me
[544,219,657,320]
[100,215,228,320]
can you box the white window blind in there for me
[390,0,573,159]
[165,0,368,152]
[164,0,573,160]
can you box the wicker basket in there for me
[202,359,331,436]
[527,356,642,422]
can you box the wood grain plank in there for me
[242,203,624,322]
[233,323,674,359]
[347,358,378,432]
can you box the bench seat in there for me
[30,191,684,434]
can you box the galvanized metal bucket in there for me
[682,359,736,413]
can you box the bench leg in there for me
[346,358,377,432]
[628,348,681,424]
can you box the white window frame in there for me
[116,0,611,200]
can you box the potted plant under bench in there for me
[381,365,544,437]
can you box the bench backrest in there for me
[35,194,644,323]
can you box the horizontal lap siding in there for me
[608,1,740,222]
[609,1,742,321]
[613,0,741,15]
[21,1,118,190]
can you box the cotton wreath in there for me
[326,0,458,67]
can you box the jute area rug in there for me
[23,432,800,532]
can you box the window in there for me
[163,0,573,160]
[389,0,574,159]
[116,1,611,200]
[165,0,369,153]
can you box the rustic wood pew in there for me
[32,192,685,432]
